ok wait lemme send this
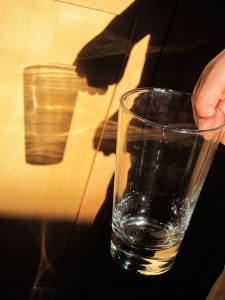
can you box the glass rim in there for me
[120,87,225,134]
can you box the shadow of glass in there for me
[23,64,79,165]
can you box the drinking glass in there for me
[110,87,225,275]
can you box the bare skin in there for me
[192,49,225,145]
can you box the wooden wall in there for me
[0,1,225,299]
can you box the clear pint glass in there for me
[110,87,225,275]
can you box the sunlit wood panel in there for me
[55,0,135,14]
[0,0,120,221]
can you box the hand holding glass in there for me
[110,88,225,275]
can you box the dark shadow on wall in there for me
[53,144,225,300]
[71,0,225,299]
[74,0,225,95]
[82,144,225,300]
[0,217,74,300]
[73,0,179,92]
[77,0,225,157]
[1,147,225,300]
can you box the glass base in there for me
[110,239,176,276]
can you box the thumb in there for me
[197,99,225,130]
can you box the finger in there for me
[193,78,225,118]
[193,57,225,117]
[197,99,225,129]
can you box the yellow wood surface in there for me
[54,0,134,14]
[0,0,138,222]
